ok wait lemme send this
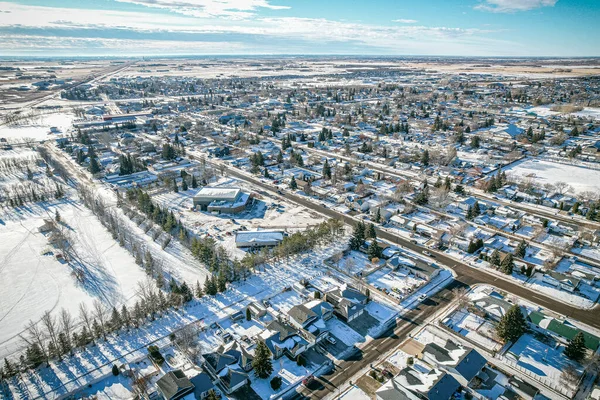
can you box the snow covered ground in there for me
[150,178,326,259]
[1,234,352,400]
[506,334,583,383]
[0,199,148,360]
[0,113,74,142]
[503,158,600,194]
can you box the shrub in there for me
[270,376,282,390]
[112,364,120,376]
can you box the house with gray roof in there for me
[190,373,219,400]
[376,363,460,400]
[156,369,194,400]
[421,340,487,386]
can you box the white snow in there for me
[0,200,148,359]
[0,113,75,142]
[503,158,600,195]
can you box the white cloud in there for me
[114,0,290,19]
[0,34,246,55]
[475,0,558,13]
[0,2,524,56]
[393,19,418,24]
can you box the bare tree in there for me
[60,308,74,354]
[554,181,573,195]
[92,300,107,340]
[21,321,48,365]
[79,303,94,343]
[40,311,60,357]
[560,363,581,389]
[452,287,469,309]
[174,324,202,363]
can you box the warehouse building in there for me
[193,186,250,213]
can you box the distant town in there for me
[0,57,600,400]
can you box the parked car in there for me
[327,336,337,345]
[422,250,433,257]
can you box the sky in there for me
[0,0,598,57]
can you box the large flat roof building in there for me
[193,186,250,213]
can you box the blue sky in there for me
[0,0,598,56]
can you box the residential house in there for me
[376,363,461,400]
[156,370,195,400]
[421,340,487,386]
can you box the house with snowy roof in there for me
[376,362,461,400]
[259,319,310,360]
[421,340,487,386]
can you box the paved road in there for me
[294,281,462,399]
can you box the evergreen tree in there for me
[191,175,198,189]
[490,249,501,266]
[367,223,377,239]
[515,240,527,259]
[500,253,514,275]
[181,179,188,191]
[121,305,131,329]
[205,390,219,400]
[246,308,252,321]
[289,176,297,190]
[217,271,227,293]
[496,305,527,343]
[173,180,179,193]
[564,332,587,362]
[55,210,61,223]
[421,149,430,166]
[110,307,122,331]
[89,155,101,174]
[180,282,193,302]
[374,208,381,223]
[368,240,382,260]
[195,280,203,298]
[112,364,120,376]
[252,341,273,379]
[473,201,481,217]
[323,159,332,179]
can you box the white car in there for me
[418,294,427,301]
[327,336,337,345]
[422,250,433,257]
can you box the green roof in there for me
[528,311,600,350]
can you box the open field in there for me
[503,158,600,195]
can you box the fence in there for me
[497,354,576,398]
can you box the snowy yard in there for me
[367,266,425,297]
[503,158,600,195]
[443,309,502,351]
[507,333,583,383]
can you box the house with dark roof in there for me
[218,368,249,394]
[325,284,368,322]
[421,340,487,386]
[260,320,310,360]
[156,370,194,400]
[376,363,461,400]
[190,373,219,400]
[542,270,581,293]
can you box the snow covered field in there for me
[0,113,74,142]
[0,200,148,359]
[503,159,600,194]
